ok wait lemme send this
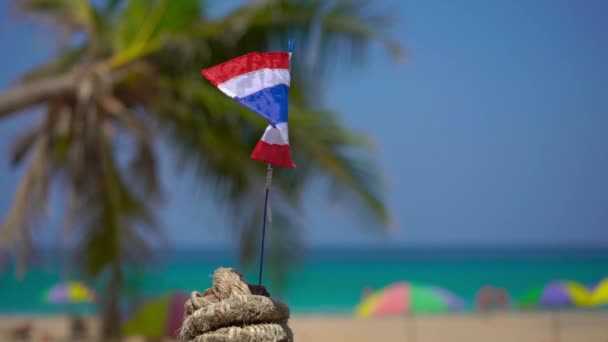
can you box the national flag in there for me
[201,52,295,168]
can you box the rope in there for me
[179,268,293,342]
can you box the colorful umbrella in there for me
[122,291,188,339]
[518,279,599,342]
[518,280,594,309]
[45,282,96,304]
[355,282,466,317]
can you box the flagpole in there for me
[258,163,273,286]
[257,40,293,286]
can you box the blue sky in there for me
[1,0,607,248]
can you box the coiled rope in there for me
[179,268,293,342]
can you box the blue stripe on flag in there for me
[236,84,289,125]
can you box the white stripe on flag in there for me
[260,122,290,145]
[217,68,290,98]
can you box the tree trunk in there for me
[101,263,123,341]
[0,73,77,119]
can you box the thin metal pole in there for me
[258,39,291,286]
[258,164,273,286]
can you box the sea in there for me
[1,246,608,315]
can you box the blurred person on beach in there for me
[476,286,510,317]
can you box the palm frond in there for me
[9,125,41,167]
[201,0,403,67]
[16,0,96,32]
[68,138,163,276]
[0,133,52,277]
[107,0,201,68]
[288,106,391,227]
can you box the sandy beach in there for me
[292,312,608,342]
[1,311,607,341]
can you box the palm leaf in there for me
[16,0,96,32]
[108,0,201,68]
[289,106,391,226]
[0,134,52,277]
[9,124,41,166]
[68,138,163,276]
[200,0,403,67]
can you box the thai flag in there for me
[201,51,296,169]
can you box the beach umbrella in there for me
[355,282,465,342]
[518,280,592,309]
[355,281,466,318]
[519,279,593,342]
[45,282,96,304]
[122,291,188,339]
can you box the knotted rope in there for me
[179,268,294,342]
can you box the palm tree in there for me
[0,0,403,339]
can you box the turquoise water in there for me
[1,247,608,314]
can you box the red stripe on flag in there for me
[250,140,296,169]
[201,52,290,86]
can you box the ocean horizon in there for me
[1,245,607,315]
